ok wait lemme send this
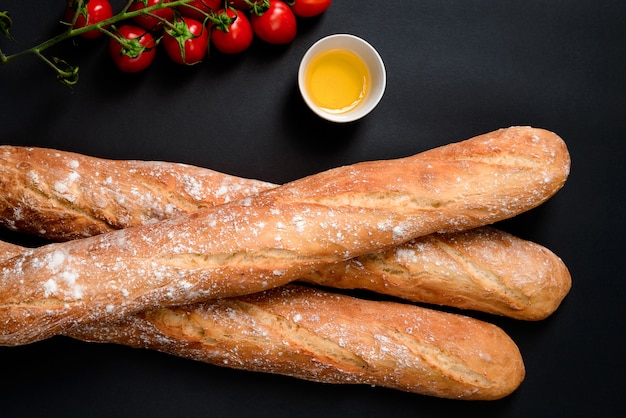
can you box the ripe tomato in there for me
[211,8,253,55]
[64,0,114,39]
[289,0,332,18]
[108,25,156,72]
[250,1,297,45]
[162,16,208,65]
[128,0,175,31]
[179,0,222,22]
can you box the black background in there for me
[1,1,625,417]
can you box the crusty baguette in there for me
[303,226,570,320]
[0,128,571,320]
[0,237,535,398]
[0,126,570,345]
[0,238,529,399]
[0,226,571,321]
[66,284,525,400]
[0,125,570,243]
[0,145,273,240]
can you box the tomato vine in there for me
[0,1,332,86]
[0,1,201,86]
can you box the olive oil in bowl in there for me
[305,49,371,114]
[299,34,386,123]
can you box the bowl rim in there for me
[298,33,387,123]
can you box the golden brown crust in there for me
[0,224,571,321]
[304,227,571,320]
[0,127,571,345]
[0,237,533,398]
[1,126,570,241]
[0,145,273,240]
[0,130,571,321]
[0,128,572,320]
[67,284,525,400]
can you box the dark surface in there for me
[1,1,625,417]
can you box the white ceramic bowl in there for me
[298,34,386,123]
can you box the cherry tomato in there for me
[162,16,208,65]
[289,0,332,18]
[250,1,297,45]
[179,0,221,22]
[108,25,156,72]
[128,0,175,31]
[64,0,114,39]
[211,8,253,55]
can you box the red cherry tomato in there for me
[289,0,332,18]
[179,0,221,22]
[108,25,156,72]
[250,1,297,45]
[211,8,253,55]
[128,0,175,31]
[162,16,209,65]
[64,0,114,39]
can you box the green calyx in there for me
[165,17,196,41]
[0,10,14,42]
[212,9,237,33]
[52,57,80,86]
[116,34,152,59]
[246,0,271,16]
[165,17,204,65]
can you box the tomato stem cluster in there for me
[245,0,271,16]
[0,0,199,86]
[1,0,332,85]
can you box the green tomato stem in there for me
[0,0,202,83]
[246,0,271,16]
[34,51,79,86]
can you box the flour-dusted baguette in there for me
[1,125,570,243]
[1,242,527,401]
[67,284,525,400]
[0,238,532,398]
[0,145,273,240]
[0,126,570,345]
[0,226,571,321]
[304,227,571,320]
[0,128,571,319]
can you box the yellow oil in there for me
[305,49,370,114]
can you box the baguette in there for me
[0,129,571,320]
[66,284,525,401]
[303,226,570,320]
[0,239,529,398]
[0,145,273,240]
[0,226,571,321]
[0,126,570,345]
